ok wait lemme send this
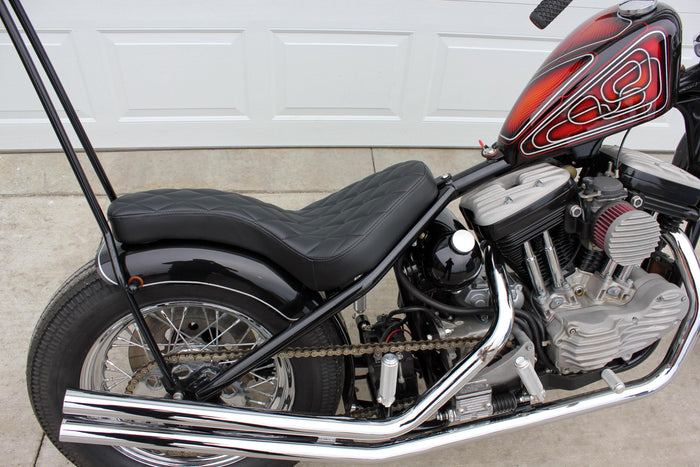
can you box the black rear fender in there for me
[97,241,325,324]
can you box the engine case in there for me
[547,267,688,373]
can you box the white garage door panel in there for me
[427,35,559,120]
[102,30,248,122]
[0,0,699,150]
[272,31,410,119]
[0,31,92,121]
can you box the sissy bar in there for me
[0,0,177,391]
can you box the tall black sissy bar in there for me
[0,0,178,391]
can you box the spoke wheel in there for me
[27,262,345,467]
[81,301,294,466]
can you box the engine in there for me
[459,148,700,374]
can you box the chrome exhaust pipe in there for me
[59,232,700,462]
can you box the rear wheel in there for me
[27,261,345,467]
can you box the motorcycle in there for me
[3,0,699,465]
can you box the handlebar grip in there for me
[529,0,573,29]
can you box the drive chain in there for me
[125,336,479,395]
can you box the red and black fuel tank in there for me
[498,2,682,165]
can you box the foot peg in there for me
[601,368,625,393]
[377,353,399,408]
[515,356,546,403]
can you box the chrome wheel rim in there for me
[80,301,294,466]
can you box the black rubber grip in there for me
[529,0,573,29]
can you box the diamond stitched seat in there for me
[107,160,437,291]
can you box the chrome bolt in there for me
[481,144,498,157]
[568,204,583,218]
[630,195,644,208]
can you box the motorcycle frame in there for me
[3,0,699,403]
[0,0,515,400]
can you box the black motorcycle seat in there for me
[107,161,438,291]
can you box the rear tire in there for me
[27,261,344,466]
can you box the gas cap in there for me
[618,0,657,18]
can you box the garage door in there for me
[1,0,699,151]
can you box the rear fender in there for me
[97,241,320,323]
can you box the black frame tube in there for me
[452,158,510,194]
[6,0,116,201]
[0,0,176,390]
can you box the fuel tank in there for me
[498,2,682,165]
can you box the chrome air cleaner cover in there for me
[593,202,660,266]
